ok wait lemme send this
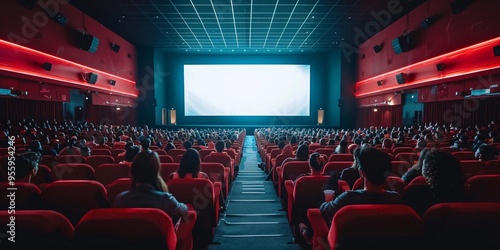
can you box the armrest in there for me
[223,167,230,196]
[338,180,350,193]
[307,208,330,250]
[285,180,295,224]
[277,167,283,197]
[176,210,197,250]
[213,181,222,221]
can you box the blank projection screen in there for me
[184,64,310,116]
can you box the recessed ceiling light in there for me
[278,50,281,52]
[166,31,168,34]
[267,50,269,51]
[232,49,234,51]
[220,49,222,51]
[348,16,351,19]
[305,42,307,44]
[156,16,159,19]
[312,16,315,19]
[290,50,292,52]
[306,31,309,33]
[197,50,200,51]
[256,50,258,52]
[185,50,188,51]
[122,15,125,18]
[301,50,304,52]
[244,49,246,51]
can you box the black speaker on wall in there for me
[42,62,52,71]
[494,45,500,57]
[436,63,446,71]
[392,35,411,54]
[20,0,36,9]
[373,44,383,53]
[79,33,99,53]
[396,73,406,84]
[111,43,121,53]
[85,73,98,84]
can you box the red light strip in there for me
[0,64,138,98]
[355,36,500,97]
[0,39,136,85]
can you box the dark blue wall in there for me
[153,51,343,126]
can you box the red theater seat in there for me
[423,202,500,248]
[276,161,310,198]
[159,155,174,163]
[105,178,132,207]
[0,210,74,250]
[52,163,95,180]
[94,163,131,186]
[328,154,353,162]
[41,180,108,225]
[0,182,42,210]
[201,162,230,197]
[465,174,500,202]
[328,204,423,250]
[74,208,196,250]
[86,155,115,170]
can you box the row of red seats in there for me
[307,202,500,249]
[0,208,196,250]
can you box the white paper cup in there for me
[324,189,335,202]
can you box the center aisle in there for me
[208,135,303,250]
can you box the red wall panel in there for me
[0,0,137,99]
[355,0,500,98]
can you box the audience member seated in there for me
[402,148,431,184]
[334,140,348,154]
[8,152,40,183]
[119,145,141,166]
[183,140,192,150]
[141,138,151,151]
[404,149,465,216]
[299,145,402,244]
[170,148,209,180]
[28,140,57,156]
[451,135,470,150]
[282,144,310,166]
[114,150,189,224]
[94,136,112,150]
[58,137,81,156]
[80,146,91,157]
[339,147,361,188]
[164,142,176,152]
[474,143,498,161]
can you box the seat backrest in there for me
[328,154,353,162]
[90,148,112,156]
[315,148,335,156]
[322,161,353,175]
[275,154,291,167]
[41,180,108,225]
[159,155,174,163]
[105,178,132,207]
[160,163,180,181]
[53,163,95,180]
[86,155,115,170]
[166,178,217,227]
[31,164,53,186]
[391,160,412,177]
[154,149,167,156]
[282,161,311,183]
[352,176,406,195]
[392,147,413,155]
[199,149,215,162]
[423,202,500,248]
[201,162,226,183]
[166,149,186,159]
[465,174,500,202]
[112,149,125,159]
[460,160,487,180]
[95,163,131,186]
[329,204,424,249]
[40,155,58,168]
[57,155,87,164]
[291,176,331,225]
[174,154,184,163]
[452,151,476,161]
[0,210,74,250]
[395,153,419,164]
[74,208,176,250]
[0,182,41,209]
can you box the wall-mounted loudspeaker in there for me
[85,73,98,84]
[373,44,383,53]
[20,0,36,9]
[420,16,434,28]
[392,35,411,54]
[42,62,52,71]
[451,0,467,15]
[79,33,99,53]
[109,80,116,86]
[396,73,406,84]
[53,13,68,25]
[436,63,446,71]
[111,43,121,53]
[494,45,500,57]
[377,80,383,86]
